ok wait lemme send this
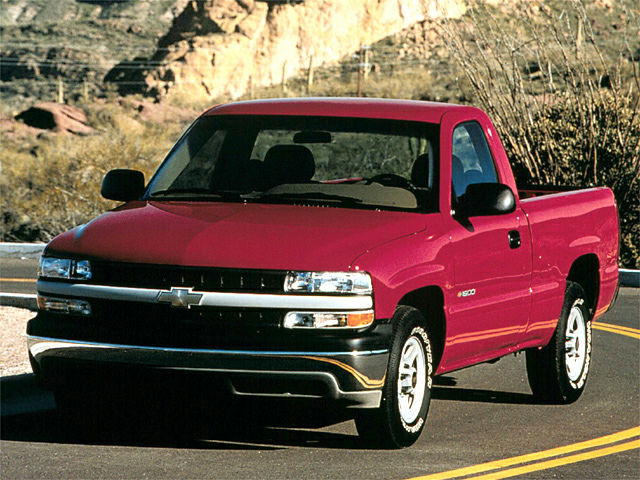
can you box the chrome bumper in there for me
[28,336,388,408]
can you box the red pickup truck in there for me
[28,98,619,448]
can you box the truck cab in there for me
[28,98,619,448]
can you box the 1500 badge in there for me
[458,289,476,298]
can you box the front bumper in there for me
[27,335,389,408]
[31,279,390,408]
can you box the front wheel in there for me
[355,306,433,448]
[526,281,592,404]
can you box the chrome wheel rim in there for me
[565,305,587,382]
[397,336,426,424]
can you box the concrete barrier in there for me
[619,269,640,288]
[0,243,45,259]
[0,293,38,311]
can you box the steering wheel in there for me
[365,174,415,191]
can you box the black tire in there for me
[355,306,433,448]
[526,281,592,404]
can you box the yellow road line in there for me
[593,322,640,335]
[466,439,640,480]
[593,325,640,340]
[410,427,640,480]
[410,323,640,480]
[593,324,640,340]
[0,278,37,283]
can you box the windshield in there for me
[146,115,439,212]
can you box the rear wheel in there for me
[355,306,433,448]
[526,281,592,403]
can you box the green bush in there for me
[514,95,639,268]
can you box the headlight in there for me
[39,257,92,280]
[284,271,372,295]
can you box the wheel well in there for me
[398,286,445,370]
[567,254,600,315]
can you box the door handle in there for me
[508,230,522,249]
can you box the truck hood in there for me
[46,201,426,271]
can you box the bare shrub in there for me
[439,0,639,268]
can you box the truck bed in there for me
[518,186,619,346]
[518,184,584,199]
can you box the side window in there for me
[451,122,498,201]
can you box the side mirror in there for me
[457,183,516,217]
[101,169,145,201]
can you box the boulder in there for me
[118,98,197,123]
[15,103,95,135]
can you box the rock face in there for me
[120,0,467,102]
[15,103,95,135]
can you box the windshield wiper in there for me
[150,188,242,200]
[257,192,362,205]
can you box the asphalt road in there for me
[0,257,38,295]
[1,288,638,479]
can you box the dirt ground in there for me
[1,306,35,376]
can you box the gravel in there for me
[1,306,35,377]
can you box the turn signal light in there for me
[37,295,92,316]
[283,311,374,329]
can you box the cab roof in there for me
[204,97,471,124]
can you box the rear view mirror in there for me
[457,183,516,217]
[293,131,332,144]
[101,169,145,201]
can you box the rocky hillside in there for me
[3,0,636,109]
[1,0,186,110]
[1,0,473,107]
[108,0,468,102]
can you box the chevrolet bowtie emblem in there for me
[157,287,203,308]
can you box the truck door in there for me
[443,121,532,370]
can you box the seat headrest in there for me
[263,145,315,188]
[244,159,265,191]
[411,153,430,188]
[452,155,465,198]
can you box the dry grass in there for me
[1,101,190,241]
